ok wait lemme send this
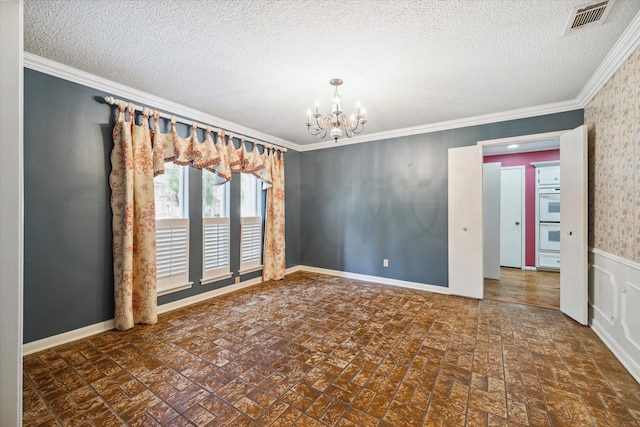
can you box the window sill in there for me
[200,273,233,286]
[157,282,193,297]
[238,265,263,276]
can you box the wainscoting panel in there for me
[590,248,640,383]
[591,264,618,325]
[620,279,640,353]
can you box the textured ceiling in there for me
[24,0,640,147]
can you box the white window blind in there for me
[202,218,230,282]
[240,217,262,272]
[156,218,189,294]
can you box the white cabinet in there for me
[539,252,561,269]
[537,165,560,185]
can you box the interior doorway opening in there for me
[481,133,563,309]
[449,126,587,324]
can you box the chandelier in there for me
[305,78,367,142]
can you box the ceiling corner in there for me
[575,9,640,107]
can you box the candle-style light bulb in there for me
[306,109,311,123]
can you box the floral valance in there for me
[148,109,282,185]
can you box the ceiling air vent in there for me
[563,0,615,35]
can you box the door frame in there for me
[475,130,570,298]
[499,165,526,269]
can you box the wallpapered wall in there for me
[585,46,640,264]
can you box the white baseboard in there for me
[23,276,265,356]
[157,276,263,314]
[297,265,450,295]
[591,319,640,384]
[22,266,449,354]
[23,319,115,356]
[523,266,537,271]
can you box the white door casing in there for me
[500,167,524,268]
[448,145,483,299]
[560,125,588,325]
[483,162,501,279]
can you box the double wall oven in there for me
[535,162,561,270]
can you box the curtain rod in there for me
[104,96,287,153]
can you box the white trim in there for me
[23,319,115,356]
[531,160,561,168]
[591,264,618,325]
[591,319,640,384]
[592,247,640,271]
[238,266,263,275]
[23,276,265,355]
[523,266,537,271]
[23,52,299,152]
[0,2,24,424]
[576,10,640,107]
[22,6,640,157]
[620,280,640,353]
[157,276,264,314]
[478,131,567,148]
[200,273,233,286]
[590,248,640,385]
[300,101,581,151]
[297,265,450,295]
[157,281,193,297]
[285,265,304,275]
[20,265,451,355]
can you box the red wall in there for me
[484,149,559,267]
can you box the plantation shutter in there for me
[155,219,189,293]
[202,218,230,281]
[240,217,262,271]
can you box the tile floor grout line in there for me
[22,271,640,426]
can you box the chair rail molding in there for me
[589,248,640,383]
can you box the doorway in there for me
[449,127,588,324]
[484,150,558,308]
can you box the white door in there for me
[560,125,588,325]
[448,145,483,299]
[483,163,501,279]
[500,167,524,268]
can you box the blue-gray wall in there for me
[23,67,581,343]
[23,69,300,343]
[299,111,584,286]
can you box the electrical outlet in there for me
[383,259,389,267]
[235,276,240,284]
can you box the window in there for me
[240,173,263,273]
[202,171,231,284]
[154,163,190,295]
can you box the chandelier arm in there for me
[315,115,325,131]
[322,115,333,131]
[307,126,322,136]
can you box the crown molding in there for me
[298,100,581,151]
[576,10,640,107]
[23,52,302,152]
[25,12,638,157]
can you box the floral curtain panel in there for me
[109,107,158,331]
[110,103,286,330]
[263,152,286,280]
